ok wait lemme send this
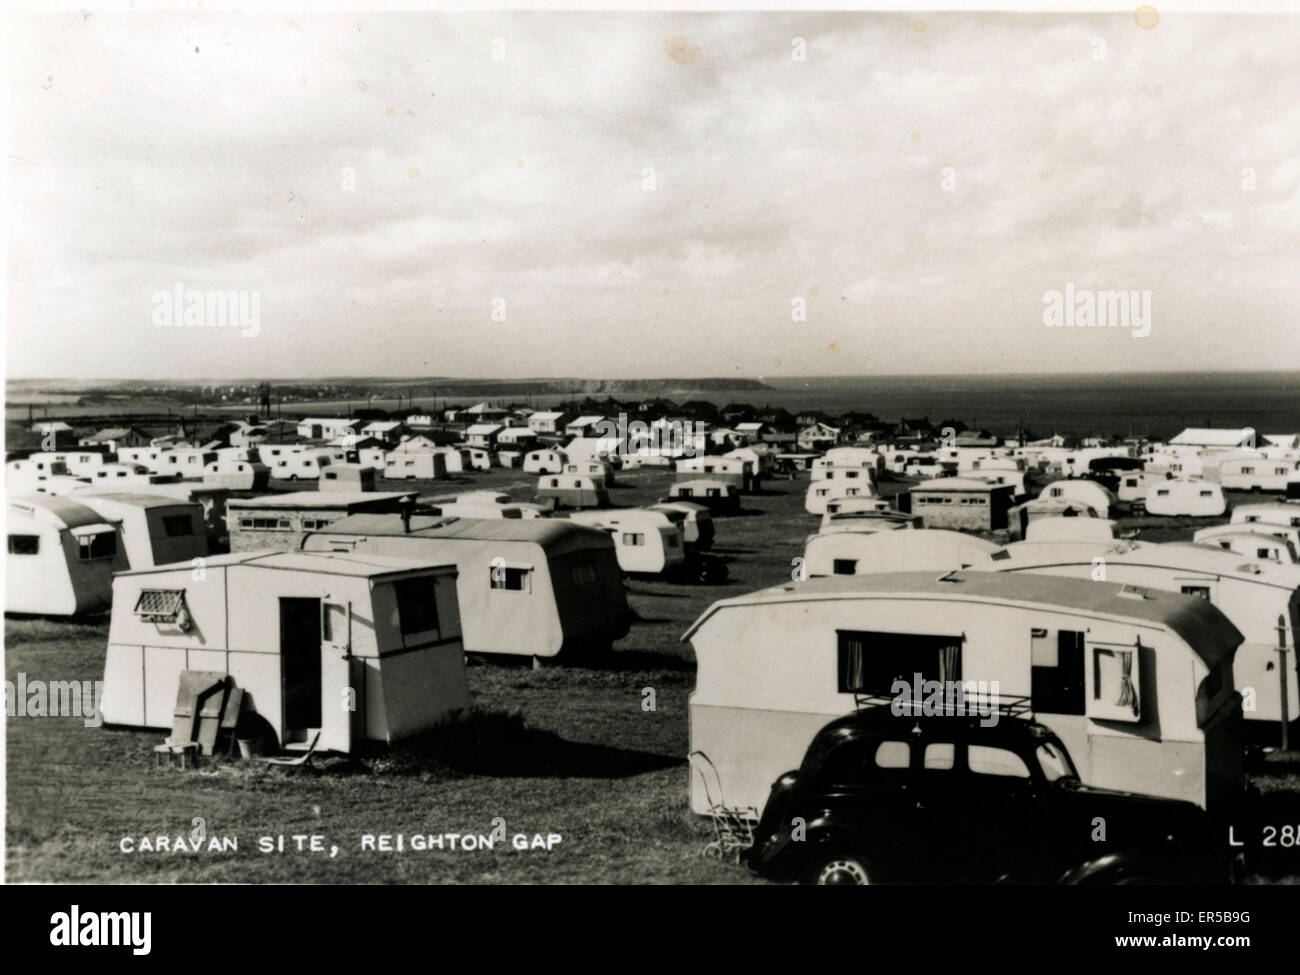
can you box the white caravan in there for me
[1196,531,1297,565]
[1218,457,1300,493]
[157,449,219,480]
[1039,479,1115,516]
[686,571,1244,815]
[101,551,468,751]
[567,509,685,576]
[6,494,127,615]
[203,459,271,491]
[524,449,567,474]
[1117,471,1170,504]
[801,529,1000,578]
[72,493,209,569]
[1196,521,1300,555]
[1231,503,1300,529]
[1024,516,1117,543]
[1145,479,1227,517]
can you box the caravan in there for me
[157,449,218,480]
[801,529,1000,578]
[536,474,609,509]
[665,479,741,515]
[1145,479,1227,517]
[675,456,750,492]
[1219,457,1300,493]
[1039,479,1115,516]
[272,448,344,481]
[1232,502,1300,529]
[685,571,1244,815]
[203,458,270,491]
[648,501,714,550]
[1196,531,1297,565]
[805,481,874,516]
[567,509,685,576]
[523,449,567,475]
[1196,521,1300,556]
[1117,471,1170,505]
[304,515,629,662]
[384,451,447,481]
[72,493,208,569]
[6,495,127,615]
[100,551,468,751]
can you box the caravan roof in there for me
[64,491,186,511]
[114,548,434,579]
[306,512,607,557]
[682,570,1240,669]
[981,539,1300,592]
[8,494,115,531]
[233,491,414,509]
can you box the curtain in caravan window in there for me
[1094,646,1140,717]
[1116,650,1139,715]
[938,643,961,683]
[837,631,962,696]
[839,633,867,692]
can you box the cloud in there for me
[7,11,1299,379]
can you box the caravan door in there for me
[319,600,355,753]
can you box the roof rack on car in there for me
[853,691,1034,720]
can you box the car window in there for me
[968,745,1031,779]
[923,743,955,770]
[875,741,910,769]
[1035,741,1077,783]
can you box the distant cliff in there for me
[375,377,773,397]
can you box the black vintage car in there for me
[744,708,1227,885]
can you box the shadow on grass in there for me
[345,709,684,779]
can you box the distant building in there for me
[904,477,1016,531]
[1169,427,1256,448]
[296,417,361,441]
[226,491,415,553]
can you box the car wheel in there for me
[811,851,873,886]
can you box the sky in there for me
[7,10,1300,380]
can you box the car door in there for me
[902,738,970,882]
[805,737,919,879]
[959,742,1042,882]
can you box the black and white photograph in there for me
[3,0,1299,922]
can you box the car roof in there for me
[808,707,1057,749]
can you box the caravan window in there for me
[1199,490,1213,498]
[836,630,962,696]
[1180,585,1211,601]
[394,577,440,634]
[622,533,645,546]
[1089,645,1142,722]
[490,566,530,592]
[1031,630,1085,715]
[832,559,858,575]
[162,515,194,537]
[8,534,40,555]
[78,531,117,560]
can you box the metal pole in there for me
[1278,615,1291,754]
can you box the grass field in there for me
[7,468,1300,883]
